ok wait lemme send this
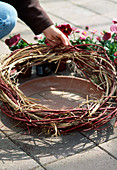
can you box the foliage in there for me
[34,19,117,68]
[5,34,30,51]
[5,19,117,69]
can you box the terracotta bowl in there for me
[19,76,103,110]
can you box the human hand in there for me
[43,25,70,46]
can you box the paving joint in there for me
[80,131,117,160]
[0,129,46,170]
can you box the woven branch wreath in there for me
[0,44,117,136]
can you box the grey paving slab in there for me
[103,11,117,20]
[0,41,10,56]
[100,137,117,159]
[0,103,28,136]
[0,131,5,139]
[0,0,117,169]
[0,131,42,170]
[44,145,117,170]
[41,1,95,25]
[40,0,114,31]
[70,0,117,15]
[80,119,117,144]
[9,130,96,166]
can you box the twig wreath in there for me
[0,44,117,136]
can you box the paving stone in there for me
[103,11,117,20]
[0,103,28,136]
[44,145,117,170]
[0,131,5,139]
[10,130,96,165]
[0,41,10,56]
[80,119,117,144]
[100,137,117,159]
[40,0,113,31]
[0,132,41,170]
[70,0,117,15]
[0,1,117,170]
[41,1,95,25]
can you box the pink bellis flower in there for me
[82,31,88,36]
[102,32,111,41]
[5,34,21,47]
[114,51,117,56]
[91,29,97,34]
[79,35,87,40]
[34,35,44,40]
[110,24,117,33]
[96,36,101,41]
[85,25,89,30]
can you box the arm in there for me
[4,0,70,45]
[4,0,53,35]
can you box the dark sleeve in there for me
[4,0,54,35]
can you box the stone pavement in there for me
[0,0,117,169]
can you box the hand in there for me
[43,25,70,46]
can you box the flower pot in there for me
[36,62,51,76]
[16,64,32,78]
[51,59,66,72]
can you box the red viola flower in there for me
[114,34,117,40]
[56,24,72,37]
[114,58,117,65]
[102,32,111,41]
[45,39,50,46]
[112,18,117,24]
[5,34,21,47]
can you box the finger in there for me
[58,34,70,46]
[47,38,60,46]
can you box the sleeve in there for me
[4,0,54,35]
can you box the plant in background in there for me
[33,19,117,69]
[5,34,29,51]
[5,19,117,70]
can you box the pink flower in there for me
[96,36,101,41]
[102,32,111,41]
[110,24,117,33]
[34,35,44,40]
[79,35,86,40]
[112,18,117,24]
[5,34,21,47]
[85,25,89,30]
[72,27,77,31]
[91,29,97,34]
[114,51,117,56]
[114,58,117,65]
[82,31,88,36]
[72,27,80,33]
[100,32,104,35]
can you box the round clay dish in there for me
[19,76,103,110]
